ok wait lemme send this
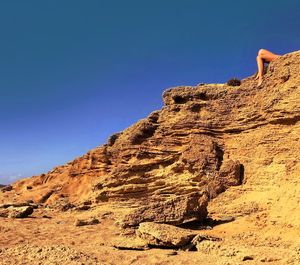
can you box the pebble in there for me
[242,255,254,261]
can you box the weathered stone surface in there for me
[0,185,13,192]
[0,206,34,218]
[218,160,243,187]
[121,192,208,228]
[112,237,149,250]
[74,218,100,227]
[0,202,38,209]
[137,222,197,247]
[2,50,300,231]
[181,233,222,251]
[0,51,300,265]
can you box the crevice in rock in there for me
[147,244,181,250]
[215,144,224,171]
[107,132,122,146]
[189,103,202,112]
[39,190,55,203]
[194,92,208,101]
[130,123,159,145]
[240,164,245,183]
[113,246,148,251]
[148,111,160,123]
[173,95,188,104]
[269,115,300,126]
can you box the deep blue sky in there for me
[1,1,299,184]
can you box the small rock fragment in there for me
[60,203,75,212]
[0,185,13,192]
[112,237,149,251]
[75,205,91,211]
[219,216,235,222]
[74,218,100,227]
[183,233,222,251]
[242,255,254,261]
[166,251,178,256]
[100,211,113,219]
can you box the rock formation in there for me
[0,185,12,192]
[2,50,300,232]
[0,203,35,218]
[137,222,197,248]
[1,50,300,264]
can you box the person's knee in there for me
[258,49,266,57]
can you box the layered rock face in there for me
[4,51,300,227]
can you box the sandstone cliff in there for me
[1,50,300,264]
[2,51,300,223]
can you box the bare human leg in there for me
[256,55,264,86]
[255,49,280,86]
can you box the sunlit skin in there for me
[255,49,281,86]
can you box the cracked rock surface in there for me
[1,51,300,265]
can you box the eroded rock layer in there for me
[2,51,300,227]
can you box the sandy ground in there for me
[1,141,300,265]
[1,184,299,265]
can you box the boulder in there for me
[137,222,197,247]
[0,206,34,218]
[121,192,208,228]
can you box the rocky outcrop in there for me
[4,51,300,230]
[0,205,34,218]
[0,185,13,192]
[137,222,197,247]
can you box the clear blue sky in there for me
[1,1,299,184]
